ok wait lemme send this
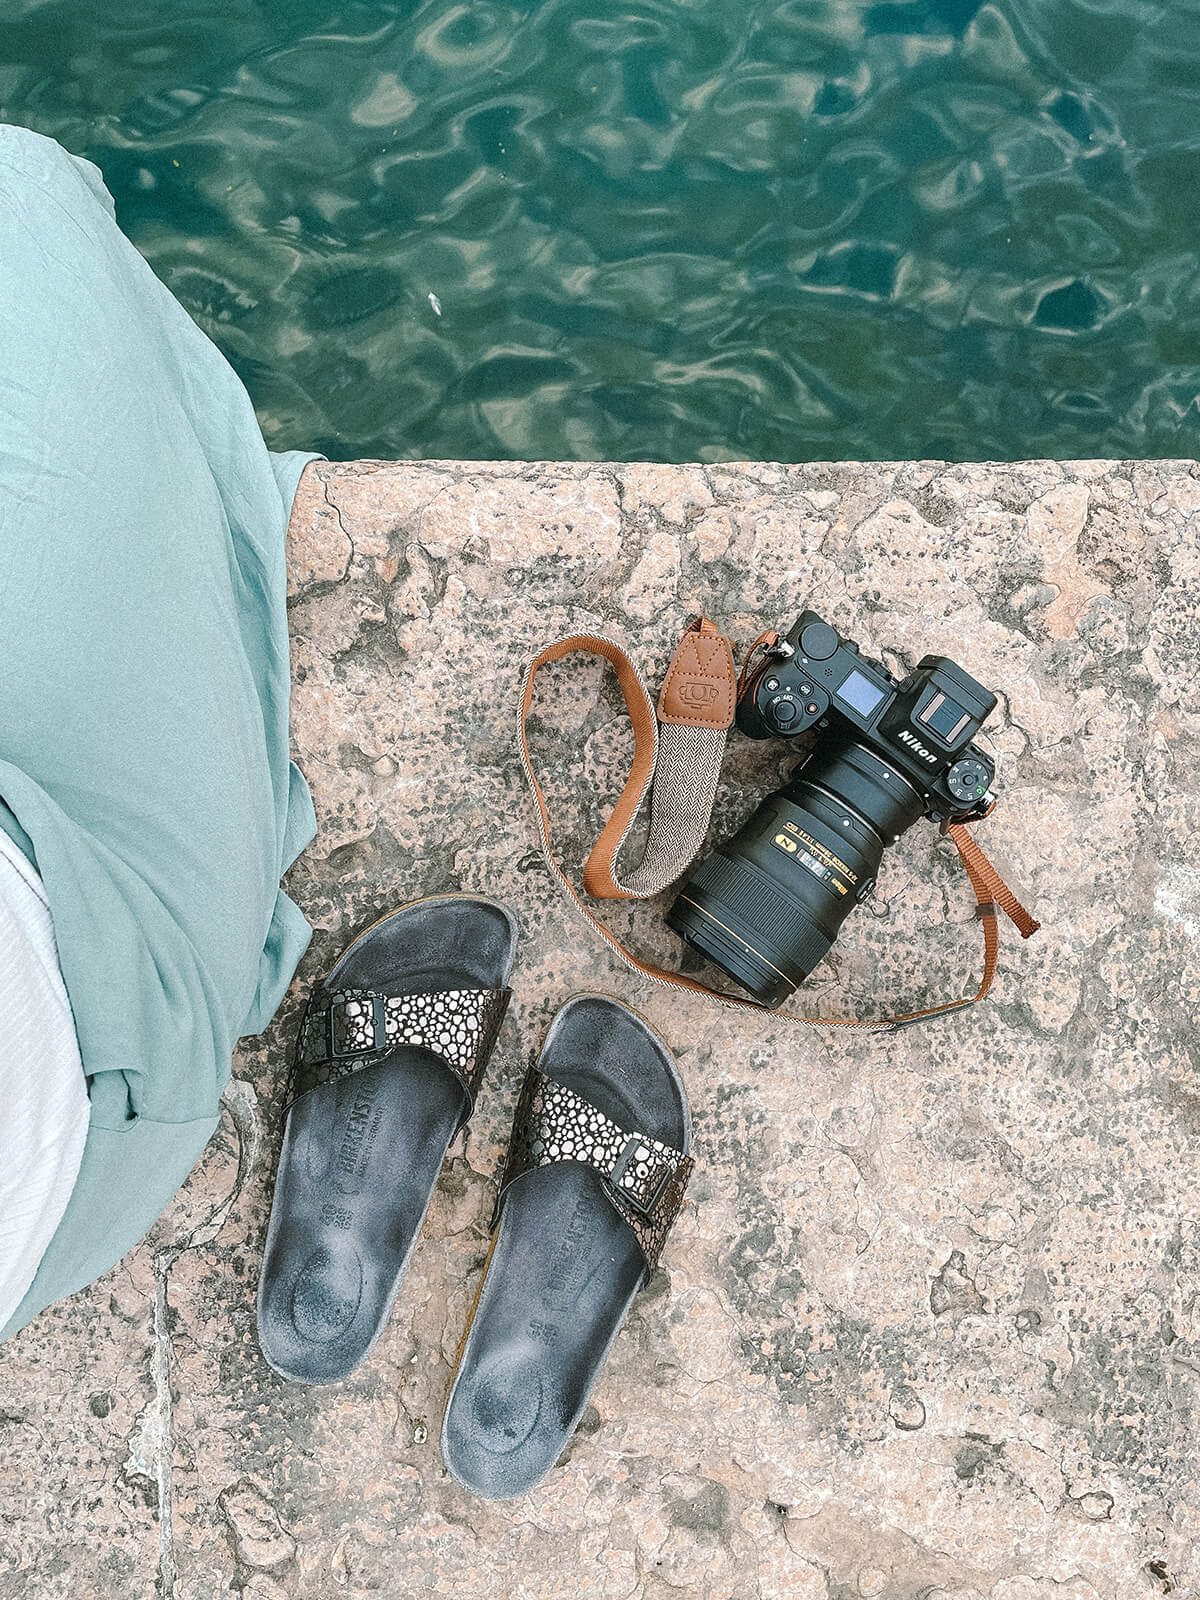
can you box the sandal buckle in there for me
[328,993,389,1059]
[610,1135,673,1217]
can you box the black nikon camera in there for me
[667,609,999,1008]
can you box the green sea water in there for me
[4,0,1199,462]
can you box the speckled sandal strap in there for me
[289,984,511,1121]
[494,1068,693,1270]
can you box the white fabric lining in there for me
[0,827,89,1328]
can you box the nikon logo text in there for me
[897,729,939,764]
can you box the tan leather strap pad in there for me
[657,617,736,728]
[519,625,1040,1031]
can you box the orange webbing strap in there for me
[519,628,1041,1031]
[877,821,1040,1027]
[736,630,779,698]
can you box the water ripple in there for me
[3,0,1198,460]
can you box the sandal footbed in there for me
[441,994,689,1498]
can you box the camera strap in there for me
[518,618,1040,1031]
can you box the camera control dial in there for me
[759,670,828,730]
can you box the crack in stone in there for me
[123,1078,260,1598]
[320,475,356,575]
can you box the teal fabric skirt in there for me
[0,126,319,1340]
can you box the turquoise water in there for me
[4,0,1199,462]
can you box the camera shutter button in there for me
[799,621,838,660]
[771,699,799,727]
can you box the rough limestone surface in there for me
[1,458,1198,1600]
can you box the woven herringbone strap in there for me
[518,619,1040,1032]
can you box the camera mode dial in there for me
[946,755,991,806]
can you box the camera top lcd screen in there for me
[834,669,887,719]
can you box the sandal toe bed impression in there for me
[442,993,692,1499]
[257,894,517,1384]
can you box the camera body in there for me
[666,610,1001,1008]
[737,610,997,820]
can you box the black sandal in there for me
[441,993,692,1497]
[257,894,518,1384]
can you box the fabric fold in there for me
[0,125,319,1340]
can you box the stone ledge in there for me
[2,458,1197,1600]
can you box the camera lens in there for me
[667,738,926,1007]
